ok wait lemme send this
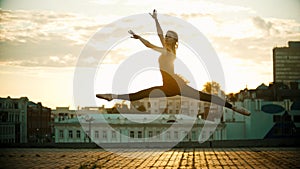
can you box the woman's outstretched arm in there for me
[128,30,163,52]
[149,9,165,47]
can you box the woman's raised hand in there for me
[128,30,139,39]
[149,9,157,20]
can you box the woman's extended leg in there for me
[96,85,177,101]
[179,84,250,115]
[199,91,233,108]
[179,84,232,108]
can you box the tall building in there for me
[0,97,51,143]
[273,41,300,87]
[0,97,28,143]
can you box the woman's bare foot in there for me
[96,94,114,101]
[232,106,251,116]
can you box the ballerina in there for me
[96,10,250,116]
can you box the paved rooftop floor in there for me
[0,147,299,169]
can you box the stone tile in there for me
[0,147,299,169]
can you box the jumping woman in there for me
[96,10,250,116]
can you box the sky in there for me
[0,0,300,109]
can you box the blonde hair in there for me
[166,30,178,54]
[166,30,178,41]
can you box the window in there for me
[156,131,161,139]
[59,130,64,138]
[130,131,134,138]
[76,130,81,138]
[148,131,153,138]
[15,115,19,122]
[192,131,197,140]
[176,102,180,109]
[138,131,142,138]
[273,115,281,122]
[94,131,99,139]
[294,115,300,122]
[166,131,170,139]
[174,131,178,139]
[8,114,11,122]
[112,131,116,139]
[68,130,73,138]
[183,131,188,140]
[14,103,18,109]
[209,131,214,140]
[103,131,107,139]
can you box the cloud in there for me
[0,9,108,67]
[252,16,272,30]
[1,53,77,67]
[252,16,278,35]
[0,37,82,66]
[0,9,102,45]
[206,15,300,84]
[0,9,157,67]
[174,13,212,20]
[1,7,299,69]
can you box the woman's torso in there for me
[158,50,176,75]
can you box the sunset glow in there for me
[1,0,299,109]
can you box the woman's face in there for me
[165,36,174,44]
[165,32,178,45]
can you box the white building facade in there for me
[54,112,226,144]
[131,96,203,116]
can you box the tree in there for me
[202,81,223,95]
[227,93,238,103]
[136,105,146,112]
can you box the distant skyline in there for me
[1,0,300,109]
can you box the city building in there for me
[224,41,300,140]
[229,82,300,102]
[131,96,201,116]
[0,97,28,143]
[223,99,300,140]
[52,106,108,122]
[54,111,226,143]
[0,96,51,143]
[27,102,51,143]
[53,97,300,143]
[273,41,300,87]
[131,93,225,119]
[52,107,77,122]
[35,41,300,143]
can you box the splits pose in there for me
[96,10,250,116]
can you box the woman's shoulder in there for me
[161,49,176,57]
